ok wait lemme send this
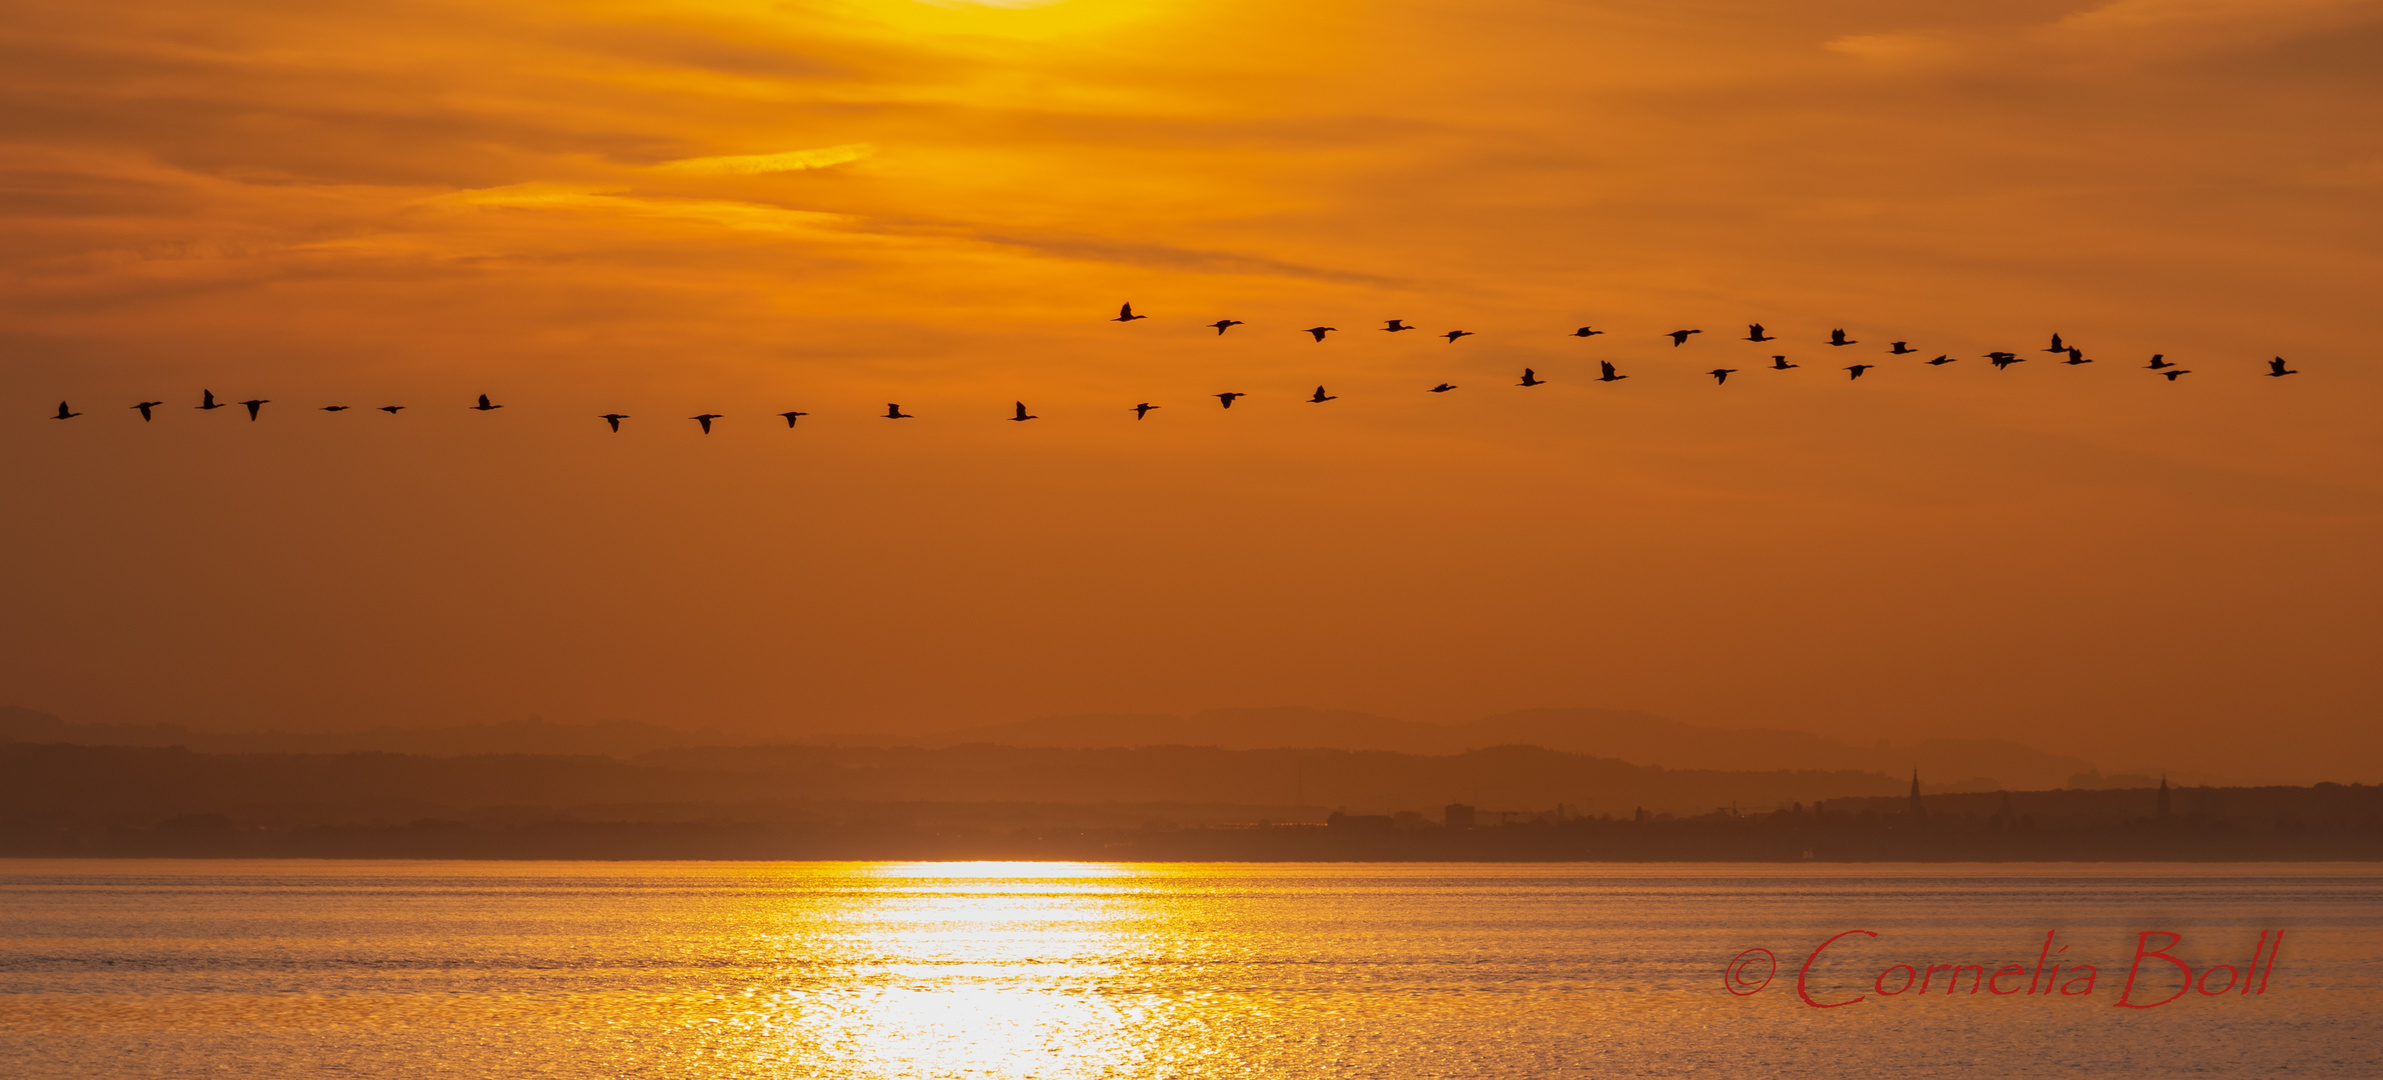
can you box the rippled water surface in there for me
[2,860,2379,1077]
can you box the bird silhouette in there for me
[1209,319,1241,335]
[779,411,807,427]
[1132,402,1159,419]
[2160,369,2191,381]
[600,414,628,431]
[197,390,227,411]
[1926,354,1957,366]
[1572,326,1604,338]
[241,399,269,420]
[1888,342,1915,355]
[2044,333,2067,354]
[2267,357,2298,377]
[1010,402,1038,422]
[884,403,912,419]
[1382,319,1415,332]
[1113,303,1147,322]
[1216,392,1245,409]
[379,405,405,414]
[692,413,722,433]
[322,405,349,412]
[1987,352,2023,370]
[132,401,162,421]
[1745,324,1773,342]
[2063,347,2092,365]
[1429,383,1458,393]
[1444,330,1473,343]
[1846,364,1874,380]
[1827,329,1856,347]
[472,394,501,411]
[53,401,79,420]
[1770,355,1797,370]
[1667,329,1701,346]
[1597,361,1627,382]
[1518,368,1545,387]
[1304,326,1337,342]
[2146,354,2173,370]
[1308,386,1336,403]
[1708,368,1736,385]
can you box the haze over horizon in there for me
[3,0,2377,787]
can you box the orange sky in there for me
[2,0,2377,783]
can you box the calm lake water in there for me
[2,860,2378,1078]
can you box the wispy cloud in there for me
[653,144,877,176]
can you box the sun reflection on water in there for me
[756,862,1169,1079]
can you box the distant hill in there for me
[0,705,741,759]
[814,706,2097,791]
[1,701,2101,790]
[0,739,1901,826]
[1462,709,2099,792]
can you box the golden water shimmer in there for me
[3,861,2380,1077]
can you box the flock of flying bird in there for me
[44,303,2306,431]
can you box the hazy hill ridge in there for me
[831,706,2101,791]
[0,703,2100,790]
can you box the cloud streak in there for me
[653,143,877,176]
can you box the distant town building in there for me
[1908,770,1925,820]
[1444,804,1476,829]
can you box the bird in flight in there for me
[1304,326,1338,342]
[1010,402,1038,422]
[2146,354,2173,370]
[1769,355,1798,370]
[2159,369,2191,381]
[1132,402,1159,419]
[473,394,501,411]
[1667,329,1700,346]
[2063,347,2092,365]
[2044,333,2067,353]
[692,413,722,433]
[1382,319,1415,332]
[1308,386,1336,403]
[1518,368,1545,387]
[1216,392,1245,409]
[1429,383,1458,393]
[1597,361,1627,382]
[1708,368,1737,385]
[53,401,79,420]
[379,405,404,414]
[1444,330,1474,343]
[1113,303,1147,322]
[197,390,228,411]
[132,401,162,421]
[322,405,349,412]
[600,414,628,432]
[1926,354,1957,366]
[1987,352,2023,370]
[1745,324,1773,342]
[1827,329,1856,347]
[779,411,807,427]
[1888,342,1915,355]
[2267,358,2298,377]
[241,398,269,420]
[1208,319,1241,335]
[884,403,912,419]
[1572,326,1604,338]
[1846,364,1874,380]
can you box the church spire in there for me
[1908,770,1925,820]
